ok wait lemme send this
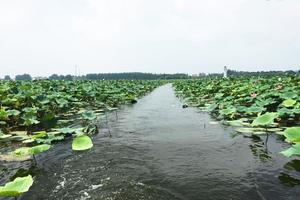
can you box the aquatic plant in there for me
[0,175,33,198]
[173,76,300,157]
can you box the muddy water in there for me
[2,84,300,200]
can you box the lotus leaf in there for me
[283,127,300,143]
[72,135,93,151]
[14,144,51,156]
[0,175,33,197]
[252,112,278,127]
[280,143,300,157]
[282,99,297,107]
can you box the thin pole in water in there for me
[32,154,37,166]
[115,111,118,120]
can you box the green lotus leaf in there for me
[0,175,33,197]
[54,127,76,134]
[36,132,64,144]
[245,106,265,114]
[31,131,47,139]
[14,144,51,156]
[277,107,294,117]
[30,144,51,154]
[283,127,300,143]
[220,107,236,116]
[0,109,8,121]
[282,99,297,107]
[252,112,278,126]
[81,111,97,121]
[281,91,297,100]
[6,109,21,116]
[22,107,38,114]
[72,135,93,151]
[280,143,300,157]
[206,104,218,112]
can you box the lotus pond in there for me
[173,76,300,157]
[0,78,300,200]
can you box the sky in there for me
[0,0,300,77]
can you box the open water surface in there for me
[1,84,300,200]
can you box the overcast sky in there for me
[0,0,300,77]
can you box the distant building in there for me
[224,66,228,78]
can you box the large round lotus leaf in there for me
[30,144,51,154]
[31,131,47,139]
[245,106,265,114]
[72,135,93,151]
[282,99,297,107]
[252,112,278,126]
[220,107,236,115]
[281,92,297,99]
[14,144,51,156]
[6,109,20,116]
[0,175,33,197]
[280,143,300,157]
[283,127,300,143]
[81,111,97,121]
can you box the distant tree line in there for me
[2,73,189,81]
[48,72,190,80]
[2,69,300,81]
[206,69,300,77]
[84,72,189,80]
[227,69,300,76]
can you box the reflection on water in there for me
[249,135,272,162]
[279,160,300,187]
[0,84,300,200]
[278,173,300,187]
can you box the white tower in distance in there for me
[223,66,228,78]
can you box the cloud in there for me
[0,0,300,77]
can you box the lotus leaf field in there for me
[1,76,300,198]
[0,80,162,198]
[173,75,300,157]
